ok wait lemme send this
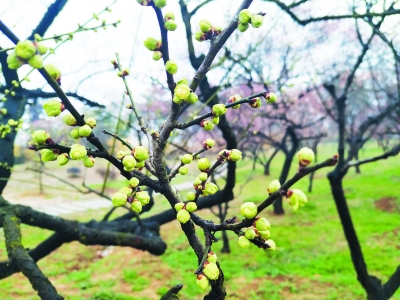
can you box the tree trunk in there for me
[273,154,293,215]
[264,148,279,175]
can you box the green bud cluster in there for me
[194,19,223,42]
[239,216,276,252]
[7,40,49,70]
[238,9,265,33]
[111,178,150,213]
[173,82,198,104]
[286,189,308,211]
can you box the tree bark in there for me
[264,148,279,175]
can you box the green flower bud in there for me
[83,156,95,168]
[165,20,177,31]
[245,228,257,240]
[179,166,188,175]
[7,53,24,70]
[28,54,43,69]
[198,172,208,182]
[165,60,178,74]
[200,120,214,131]
[211,116,219,125]
[203,139,215,149]
[238,22,249,32]
[228,149,242,162]
[195,31,206,42]
[129,177,140,188]
[198,158,210,171]
[175,84,191,100]
[227,94,241,109]
[175,202,185,212]
[133,146,149,161]
[112,192,127,207]
[203,182,218,195]
[32,130,50,144]
[143,37,159,50]
[117,150,130,160]
[135,160,145,169]
[249,97,262,108]
[69,144,87,160]
[43,99,62,117]
[78,125,93,137]
[237,236,250,249]
[297,147,315,167]
[40,149,58,162]
[177,78,188,85]
[1,108,7,114]
[240,202,258,219]
[136,191,150,206]
[154,0,166,8]
[196,274,210,290]
[264,239,276,252]
[86,117,96,128]
[173,94,184,104]
[258,230,271,239]
[37,43,48,55]
[181,154,193,164]
[251,14,264,28]
[193,176,202,188]
[288,189,307,210]
[164,11,175,21]
[186,92,198,104]
[203,261,219,280]
[15,40,36,59]
[63,112,77,126]
[152,51,163,61]
[207,252,217,263]
[265,92,277,104]
[57,153,69,166]
[131,199,143,213]
[239,9,252,24]
[187,192,196,201]
[199,19,212,33]
[137,0,152,6]
[119,187,133,195]
[177,209,190,224]
[268,180,281,194]
[254,217,270,231]
[122,155,136,170]
[212,104,227,116]
[186,202,197,212]
[44,64,61,81]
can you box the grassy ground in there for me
[0,144,399,299]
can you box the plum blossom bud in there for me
[28,55,43,69]
[57,153,69,166]
[212,116,219,125]
[228,94,241,109]
[198,158,210,171]
[143,37,159,51]
[245,228,256,240]
[112,192,127,207]
[15,40,36,59]
[165,20,177,31]
[251,14,264,28]
[181,154,193,164]
[133,146,149,161]
[165,60,178,74]
[203,261,219,280]
[129,177,140,187]
[228,149,242,161]
[175,202,185,212]
[43,99,63,117]
[254,217,270,231]
[207,251,217,263]
[116,150,129,160]
[83,156,95,168]
[69,144,87,160]
[264,239,276,252]
[218,149,229,160]
[37,43,48,55]
[249,97,262,108]
[7,53,24,70]
[237,236,250,249]
[203,182,218,195]
[137,0,152,6]
[238,22,249,32]
[177,209,190,224]
[175,84,191,100]
[203,138,215,149]
[122,155,136,171]
[200,120,214,131]
[258,230,271,239]
[164,11,175,21]
[198,172,208,182]
[264,92,277,104]
[32,130,50,144]
[287,189,307,210]
[78,125,92,137]
[267,180,281,194]
[196,274,210,290]
[199,19,212,33]
[119,187,133,195]
[63,112,77,126]
[173,95,183,104]
[186,202,197,212]
[44,64,61,81]
[212,104,227,116]
[187,192,195,201]
[152,51,162,61]
[136,191,150,205]
[193,177,202,188]
[86,117,96,128]
[195,31,206,42]
[40,149,58,162]
[240,202,258,219]
[297,147,315,167]
[179,166,188,175]
[239,9,252,24]
[186,92,198,104]
[154,0,166,8]
[131,199,142,213]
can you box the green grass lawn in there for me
[0,144,399,299]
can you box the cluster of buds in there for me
[297,147,315,167]
[111,177,151,213]
[163,11,177,31]
[217,149,242,162]
[117,68,130,78]
[238,217,276,252]
[238,9,265,32]
[0,120,22,138]
[286,189,307,211]
[173,79,198,104]
[195,19,222,42]
[116,145,149,171]
[6,40,48,70]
